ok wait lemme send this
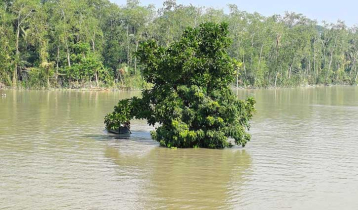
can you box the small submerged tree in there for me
[105,22,255,148]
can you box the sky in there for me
[110,0,358,26]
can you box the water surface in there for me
[1,87,358,209]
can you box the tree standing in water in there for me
[105,22,255,148]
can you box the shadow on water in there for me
[143,148,252,209]
[84,128,153,142]
[83,133,131,141]
[103,140,252,209]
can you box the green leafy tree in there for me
[105,23,255,148]
[63,42,109,85]
[9,0,38,86]
[0,2,14,85]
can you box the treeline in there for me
[1,0,358,88]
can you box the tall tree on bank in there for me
[1,0,358,88]
[0,2,14,85]
[10,0,37,86]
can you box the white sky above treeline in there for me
[111,0,358,27]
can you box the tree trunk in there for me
[61,9,71,68]
[353,54,358,84]
[313,38,316,80]
[308,55,311,79]
[66,40,71,67]
[127,25,130,66]
[250,34,255,68]
[327,50,334,82]
[236,70,239,88]
[95,71,99,87]
[91,36,95,52]
[13,22,20,86]
[326,37,337,82]
[47,67,50,88]
[92,36,98,86]
[243,53,246,79]
[134,41,138,74]
[56,45,60,82]
[119,73,124,86]
[328,51,334,72]
[258,44,263,71]
[321,39,327,68]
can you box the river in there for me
[1,87,358,209]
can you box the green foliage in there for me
[25,66,53,88]
[2,1,358,88]
[105,99,133,130]
[61,42,111,85]
[105,23,256,148]
[0,2,14,86]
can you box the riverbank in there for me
[235,82,357,90]
[2,83,356,92]
[0,86,138,92]
[1,78,357,92]
[0,82,143,92]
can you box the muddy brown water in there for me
[1,87,358,209]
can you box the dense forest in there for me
[1,0,358,88]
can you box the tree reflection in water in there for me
[104,141,252,209]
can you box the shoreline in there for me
[0,85,141,92]
[0,83,357,92]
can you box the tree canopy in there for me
[1,0,358,88]
[105,22,256,148]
